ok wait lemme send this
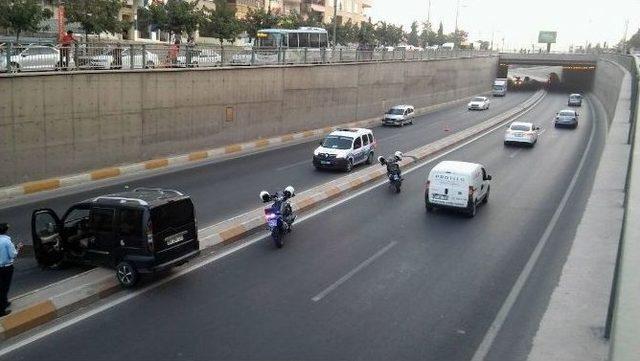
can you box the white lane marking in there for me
[311,241,398,302]
[509,149,522,158]
[470,98,597,361]
[276,159,312,172]
[0,94,546,356]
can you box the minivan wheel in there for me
[116,261,139,288]
[345,159,353,172]
[366,152,374,165]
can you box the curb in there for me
[0,90,544,342]
[0,95,482,203]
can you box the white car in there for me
[88,48,158,69]
[177,49,221,67]
[468,96,491,110]
[313,128,376,172]
[382,105,415,126]
[425,161,492,217]
[0,45,66,72]
[504,122,539,146]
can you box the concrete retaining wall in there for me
[0,57,498,186]
[594,59,626,124]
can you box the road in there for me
[5,91,534,298]
[0,93,606,361]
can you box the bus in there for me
[232,27,330,65]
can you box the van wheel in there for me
[482,187,490,204]
[467,202,477,218]
[116,261,139,288]
[366,152,374,165]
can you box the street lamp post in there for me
[332,0,338,47]
[454,0,460,48]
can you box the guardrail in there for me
[0,43,495,74]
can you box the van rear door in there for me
[149,199,198,264]
[429,172,469,208]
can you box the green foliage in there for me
[328,19,358,45]
[278,10,303,29]
[357,20,376,47]
[419,22,436,47]
[242,8,279,41]
[0,0,53,42]
[406,21,419,47]
[627,28,640,49]
[200,0,243,46]
[65,0,128,39]
[374,21,404,46]
[435,21,445,45]
[142,0,204,39]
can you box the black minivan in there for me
[31,188,200,287]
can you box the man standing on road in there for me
[0,223,22,316]
[59,30,77,70]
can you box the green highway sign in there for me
[538,31,557,43]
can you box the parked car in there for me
[383,105,415,126]
[31,188,200,288]
[313,128,376,172]
[568,93,582,106]
[504,121,540,146]
[177,48,221,67]
[468,96,491,110]
[425,161,492,217]
[88,48,158,69]
[554,109,579,128]
[0,45,68,72]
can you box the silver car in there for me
[0,45,66,72]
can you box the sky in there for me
[368,0,640,51]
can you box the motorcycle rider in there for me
[379,151,404,180]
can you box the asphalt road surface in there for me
[1,92,606,361]
[4,92,533,298]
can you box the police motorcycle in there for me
[260,186,296,248]
[378,151,404,193]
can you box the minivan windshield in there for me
[510,124,531,131]
[386,108,405,115]
[321,136,353,149]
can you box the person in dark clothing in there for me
[0,223,22,316]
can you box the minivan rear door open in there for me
[31,208,64,267]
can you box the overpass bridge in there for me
[498,52,598,67]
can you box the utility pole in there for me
[332,0,338,47]
[622,18,629,53]
[427,0,431,25]
[454,0,460,47]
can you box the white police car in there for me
[313,128,376,172]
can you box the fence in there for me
[0,42,494,74]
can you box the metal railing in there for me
[0,42,495,74]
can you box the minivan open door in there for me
[31,209,64,267]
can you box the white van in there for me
[425,161,492,217]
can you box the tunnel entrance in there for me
[499,62,596,93]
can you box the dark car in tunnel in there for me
[554,109,579,129]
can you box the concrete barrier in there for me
[0,56,498,187]
[0,90,543,341]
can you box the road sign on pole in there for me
[538,31,557,53]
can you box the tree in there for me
[143,0,204,41]
[478,40,490,50]
[0,0,53,43]
[278,10,303,29]
[406,21,419,47]
[242,8,279,42]
[357,20,376,48]
[419,21,436,47]
[375,21,403,46]
[328,19,357,46]
[436,21,445,45]
[201,0,243,47]
[65,0,128,41]
[627,28,640,50]
[448,29,468,45]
